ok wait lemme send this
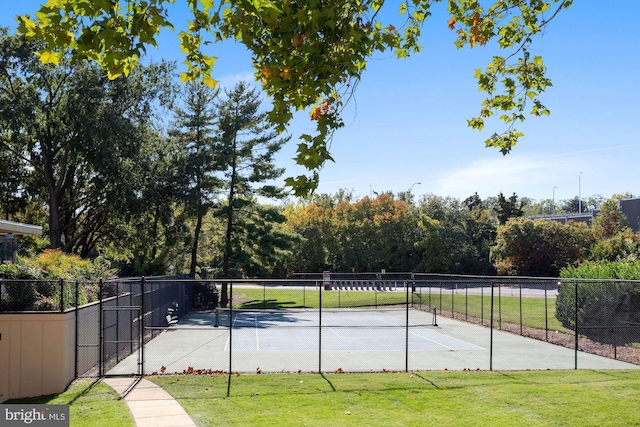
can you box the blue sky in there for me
[4,1,640,203]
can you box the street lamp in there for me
[578,172,582,213]
[407,182,421,203]
[552,186,557,215]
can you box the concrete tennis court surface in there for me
[108,308,639,375]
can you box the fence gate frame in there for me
[100,304,143,377]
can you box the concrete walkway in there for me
[104,377,196,427]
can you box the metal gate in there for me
[101,305,143,376]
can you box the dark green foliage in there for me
[557,261,640,345]
[192,282,219,310]
[495,192,525,225]
[0,30,176,255]
[492,218,594,276]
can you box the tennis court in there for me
[107,307,639,375]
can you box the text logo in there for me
[1,405,69,426]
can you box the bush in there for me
[192,282,219,310]
[556,261,640,345]
[0,250,116,311]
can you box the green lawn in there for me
[150,370,640,426]
[7,371,640,426]
[6,379,134,427]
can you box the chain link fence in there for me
[2,274,639,383]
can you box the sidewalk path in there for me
[104,377,196,427]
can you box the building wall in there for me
[0,237,18,264]
[620,198,640,233]
[0,312,76,402]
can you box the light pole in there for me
[578,172,582,213]
[407,182,421,204]
[552,186,557,215]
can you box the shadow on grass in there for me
[6,379,107,404]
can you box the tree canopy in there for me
[16,0,573,195]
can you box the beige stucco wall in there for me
[0,312,76,402]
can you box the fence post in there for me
[140,277,145,376]
[490,282,494,371]
[405,281,409,372]
[60,279,65,312]
[227,280,234,397]
[574,281,578,370]
[465,283,468,322]
[544,283,549,342]
[451,286,454,319]
[319,281,323,374]
[481,285,484,326]
[98,279,103,377]
[519,283,523,336]
[75,281,79,379]
[498,284,502,330]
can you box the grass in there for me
[6,379,134,427]
[6,369,640,426]
[149,370,640,426]
[232,286,569,333]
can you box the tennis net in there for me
[213,307,437,329]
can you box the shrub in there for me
[0,250,116,311]
[556,261,640,345]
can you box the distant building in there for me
[0,220,43,263]
[529,197,640,233]
[619,198,640,233]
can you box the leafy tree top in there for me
[17,0,573,195]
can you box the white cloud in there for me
[431,155,571,200]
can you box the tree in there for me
[592,194,632,240]
[109,133,191,276]
[214,82,290,304]
[495,192,525,225]
[168,82,221,275]
[464,194,497,274]
[17,1,573,195]
[0,31,175,255]
[491,218,594,276]
[560,196,581,213]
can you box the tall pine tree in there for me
[215,82,291,305]
[168,82,221,275]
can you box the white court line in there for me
[325,326,343,339]
[254,313,260,351]
[408,328,456,350]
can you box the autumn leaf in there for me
[447,17,456,30]
[260,67,271,79]
[292,34,304,47]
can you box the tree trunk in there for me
[190,210,203,276]
[220,140,238,308]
